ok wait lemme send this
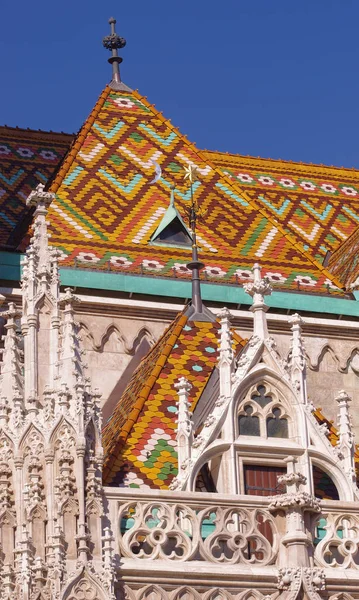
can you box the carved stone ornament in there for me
[269,491,320,512]
[121,585,277,600]
[66,578,102,600]
[278,567,325,596]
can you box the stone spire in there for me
[244,263,272,339]
[174,377,193,477]
[218,307,234,399]
[0,302,23,425]
[22,183,59,407]
[0,183,112,599]
[335,390,356,484]
[287,313,307,403]
[58,288,84,392]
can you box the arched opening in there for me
[313,465,339,500]
[236,381,291,440]
[195,463,217,493]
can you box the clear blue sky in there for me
[1,0,358,167]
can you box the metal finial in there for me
[170,184,175,207]
[183,165,205,314]
[102,17,126,84]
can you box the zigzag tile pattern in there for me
[48,87,342,293]
[103,311,245,489]
[0,126,73,247]
[207,151,359,263]
[327,226,359,289]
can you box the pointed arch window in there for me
[237,383,289,439]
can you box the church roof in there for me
[206,151,359,267]
[43,85,344,294]
[0,125,73,249]
[102,309,245,488]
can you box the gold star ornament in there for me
[183,164,199,184]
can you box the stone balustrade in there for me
[106,488,280,567]
[106,488,359,572]
[313,499,359,570]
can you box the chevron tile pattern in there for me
[208,151,359,264]
[0,126,73,247]
[47,87,342,293]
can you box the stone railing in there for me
[105,488,279,566]
[313,500,359,570]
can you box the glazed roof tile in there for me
[102,310,245,489]
[45,86,344,294]
[0,126,73,249]
[206,150,359,270]
[327,226,359,289]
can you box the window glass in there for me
[266,408,288,438]
[238,405,260,436]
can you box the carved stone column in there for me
[269,456,320,567]
[174,377,193,476]
[76,439,89,564]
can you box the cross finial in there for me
[103,17,126,85]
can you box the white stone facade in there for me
[0,185,359,598]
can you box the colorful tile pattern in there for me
[46,86,343,294]
[103,310,245,489]
[327,226,359,289]
[0,126,73,248]
[207,151,359,265]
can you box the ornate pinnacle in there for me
[244,263,272,300]
[59,287,80,306]
[103,17,126,84]
[26,183,54,209]
[244,264,271,340]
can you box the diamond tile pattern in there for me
[47,86,342,293]
[208,151,359,266]
[103,310,245,489]
[0,126,73,248]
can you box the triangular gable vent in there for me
[150,189,192,248]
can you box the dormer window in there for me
[237,383,289,439]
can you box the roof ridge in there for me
[0,124,75,138]
[203,149,359,175]
[103,311,188,481]
[50,86,111,194]
[132,90,345,290]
